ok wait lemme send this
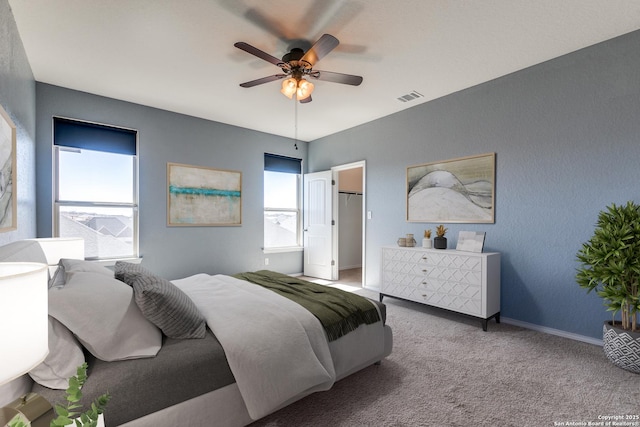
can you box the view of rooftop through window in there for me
[57,148,136,259]
[264,170,299,248]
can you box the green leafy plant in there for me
[50,363,110,427]
[7,415,28,427]
[8,364,110,427]
[576,201,640,331]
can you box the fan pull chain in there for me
[294,99,298,150]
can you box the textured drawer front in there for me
[421,280,482,316]
[423,266,482,286]
[382,270,425,288]
[420,252,482,272]
[383,248,428,264]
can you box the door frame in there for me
[332,160,366,286]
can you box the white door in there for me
[303,170,335,280]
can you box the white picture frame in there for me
[406,153,495,223]
[456,231,486,253]
[0,104,16,232]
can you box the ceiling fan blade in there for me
[299,95,312,104]
[244,8,294,42]
[239,74,287,88]
[301,34,339,66]
[234,42,283,67]
[311,70,363,86]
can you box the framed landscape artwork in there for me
[406,152,495,223]
[167,162,242,226]
[0,104,16,232]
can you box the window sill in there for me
[88,257,143,267]
[263,247,303,254]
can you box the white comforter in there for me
[172,274,336,420]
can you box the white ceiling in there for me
[8,0,640,141]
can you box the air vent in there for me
[397,91,424,103]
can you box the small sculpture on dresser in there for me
[434,225,448,249]
[422,229,432,248]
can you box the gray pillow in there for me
[115,262,206,339]
[29,316,85,389]
[48,271,162,361]
[49,258,113,288]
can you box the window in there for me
[53,117,138,260]
[264,153,302,250]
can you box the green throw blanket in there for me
[233,270,380,341]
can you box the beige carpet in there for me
[250,293,639,427]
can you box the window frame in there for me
[52,117,140,261]
[263,154,303,253]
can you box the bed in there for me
[0,239,393,427]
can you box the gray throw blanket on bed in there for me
[233,270,380,341]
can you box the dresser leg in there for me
[481,313,500,331]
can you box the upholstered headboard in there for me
[0,238,84,406]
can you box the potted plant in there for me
[576,201,640,374]
[7,364,110,427]
[434,225,448,249]
[422,229,432,248]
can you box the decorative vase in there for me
[433,236,447,249]
[603,321,640,374]
[406,234,416,247]
[422,238,432,248]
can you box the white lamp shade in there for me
[0,262,49,386]
[28,238,84,265]
[26,238,84,277]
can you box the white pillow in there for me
[48,271,162,361]
[29,316,85,389]
[49,258,113,288]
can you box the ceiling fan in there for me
[234,34,363,103]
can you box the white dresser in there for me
[380,246,501,330]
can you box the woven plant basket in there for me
[603,321,640,374]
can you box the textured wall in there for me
[36,84,307,279]
[309,30,640,340]
[0,0,36,243]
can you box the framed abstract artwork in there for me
[0,104,16,232]
[406,152,495,223]
[167,162,242,226]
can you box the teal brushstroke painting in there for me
[168,163,242,226]
[169,185,241,198]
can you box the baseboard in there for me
[339,264,362,271]
[501,317,603,347]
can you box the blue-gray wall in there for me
[0,0,36,243]
[35,84,307,279]
[309,30,640,340]
[5,0,640,340]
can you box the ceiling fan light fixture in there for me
[296,79,314,100]
[280,78,297,99]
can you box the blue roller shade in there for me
[264,153,301,174]
[54,117,137,155]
